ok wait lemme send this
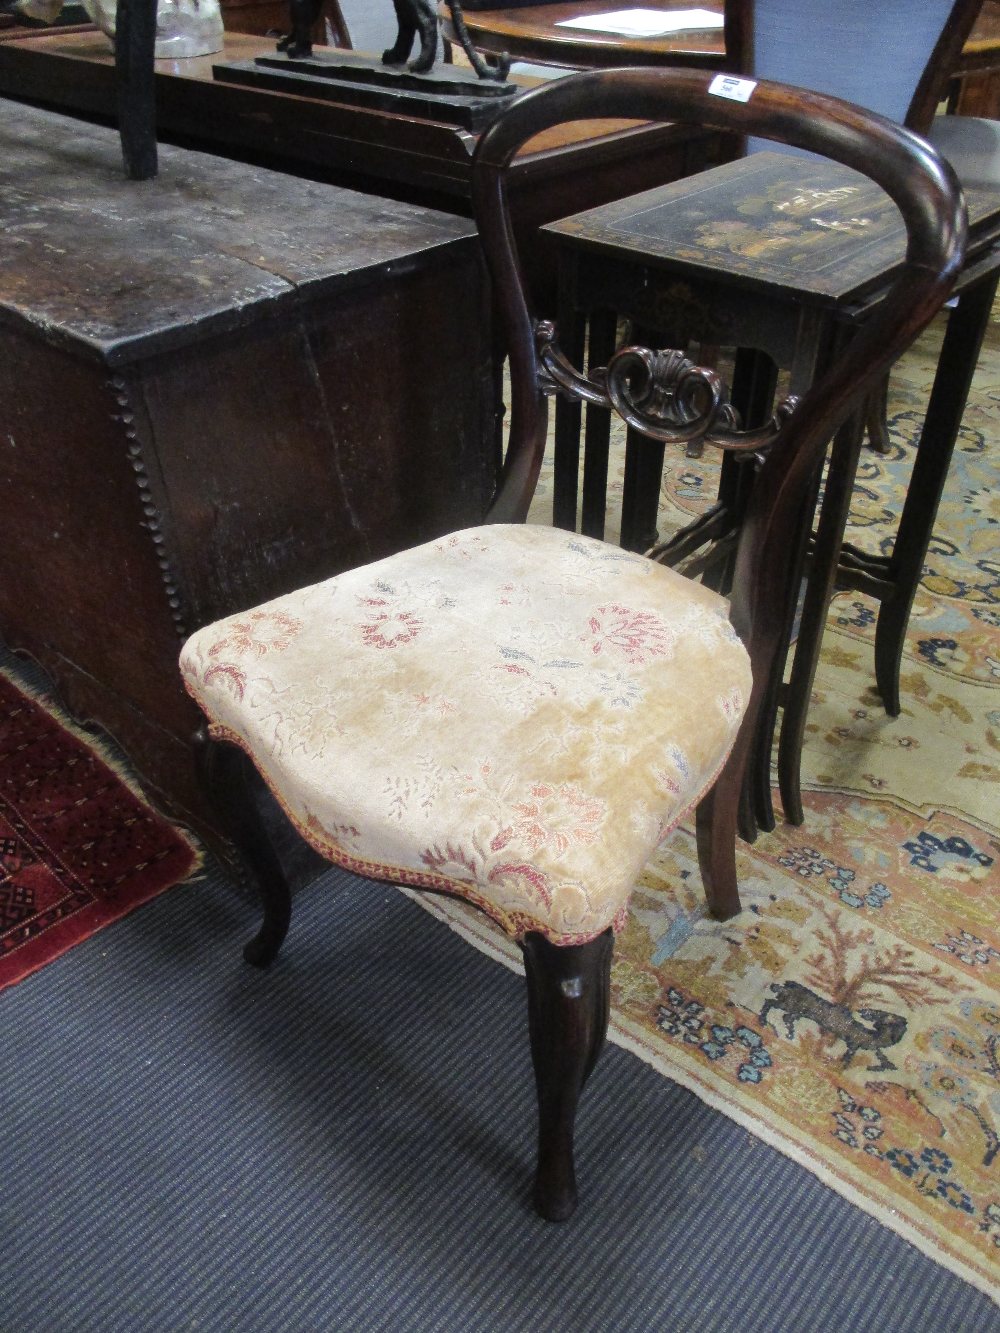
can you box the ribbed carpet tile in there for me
[3,865,997,1331]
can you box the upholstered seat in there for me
[181,524,750,945]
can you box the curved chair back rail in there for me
[473,66,966,726]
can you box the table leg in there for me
[708,347,778,597]
[580,309,618,540]
[552,308,586,530]
[871,272,998,714]
[777,407,866,825]
[719,348,783,834]
[619,323,666,552]
[743,317,830,834]
[620,432,665,551]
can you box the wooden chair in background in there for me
[725,0,979,136]
[179,69,963,1220]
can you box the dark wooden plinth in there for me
[215,51,518,131]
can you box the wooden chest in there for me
[0,103,496,839]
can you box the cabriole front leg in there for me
[520,928,613,1222]
[193,729,292,967]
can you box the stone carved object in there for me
[278,0,510,81]
[15,0,224,57]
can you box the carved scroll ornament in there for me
[534,320,797,454]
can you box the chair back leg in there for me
[695,779,741,921]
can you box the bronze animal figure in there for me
[278,0,510,81]
[760,979,908,1072]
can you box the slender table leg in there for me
[871,272,999,714]
[709,347,778,598]
[719,348,784,835]
[620,432,665,551]
[619,323,666,552]
[777,407,866,825]
[552,308,586,530]
[580,309,618,540]
[744,315,830,834]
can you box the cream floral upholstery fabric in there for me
[180,525,752,944]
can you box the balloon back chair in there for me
[179,69,964,1222]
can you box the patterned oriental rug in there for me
[415,308,1000,1302]
[0,670,199,990]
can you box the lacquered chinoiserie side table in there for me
[542,151,1000,832]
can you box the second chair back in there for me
[724,0,982,134]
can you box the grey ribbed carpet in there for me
[2,855,996,1332]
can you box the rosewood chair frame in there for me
[198,69,964,1222]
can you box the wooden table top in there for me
[958,0,1000,75]
[544,149,1000,307]
[965,0,1000,57]
[443,0,729,70]
[444,0,1000,72]
[0,30,707,195]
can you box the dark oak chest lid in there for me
[0,101,478,366]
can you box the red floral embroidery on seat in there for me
[202,663,248,701]
[488,862,553,909]
[492,782,605,856]
[207,610,302,659]
[719,685,746,720]
[584,604,676,664]
[420,842,479,880]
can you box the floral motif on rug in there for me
[0,669,200,989]
[417,310,1000,1300]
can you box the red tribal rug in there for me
[0,668,199,990]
